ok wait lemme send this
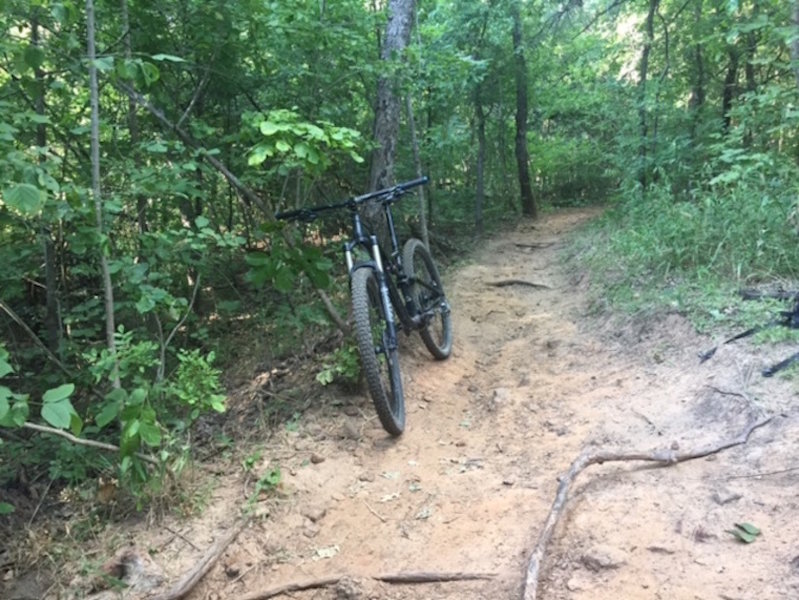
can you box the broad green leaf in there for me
[3,184,44,215]
[41,399,73,429]
[95,400,120,428]
[735,522,761,536]
[24,45,45,70]
[0,386,10,420]
[70,412,83,436]
[195,215,210,228]
[140,62,160,85]
[0,502,14,515]
[151,53,186,62]
[275,139,291,153]
[92,56,115,72]
[0,396,29,427]
[129,388,147,405]
[0,357,13,379]
[42,383,75,404]
[260,121,280,136]
[139,422,161,446]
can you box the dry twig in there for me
[522,416,772,600]
[487,279,551,289]
[239,571,495,600]
[150,519,248,600]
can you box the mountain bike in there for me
[275,176,452,435]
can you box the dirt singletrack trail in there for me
[158,208,799,600]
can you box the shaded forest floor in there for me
[8,207,799,599]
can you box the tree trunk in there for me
[121,0,148,239]
[511,1,536,218]
[87,0,120,388]
[637,0,658,189]
[405,95,428,248]
[366,0,415,248]
[369,0,415,192]
[792,1,799,90]
[688,0,705,145]
[722,46,739,135]
[474,84,486,235]
[32,14,61,355]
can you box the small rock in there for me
[331,493,345,501]
[566,575,587,592]
[581,544,626,572]
[342,405,360,417]
[302,506,327,523]
[341,420,361,440]
[711,490,742,505]
[310,453,326,464]
[335,576,363,600]
[421,394,433,403]
[358,471,375,482]
[303,524,320,538]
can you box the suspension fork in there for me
[345,234,399,351]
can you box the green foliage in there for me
[316,343,360,386]
[167,350,226,419]
[245,109,364,176]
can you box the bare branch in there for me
[522,416,772,600]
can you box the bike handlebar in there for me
[275,176,428,221]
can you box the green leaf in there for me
[140,62,160,85]
[727,522,761,543]
[92,56,115,72]
[41,399,73,429]
[3,184,45,215]
[95,400,120,428]
[260,121,280,136]
[0,356,13,379]
[735,522,761,536]
[0,396,29,427]
[0,502,14,515]
[151,53,186,62]
[195,215,210,228]
[24,45,45,70]
[139,422,161,447]
[42,383,75,403]
[0,386,10,420]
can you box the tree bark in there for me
[369,0,415,192]
[511,1,537,218]
[87,0,120,388]
[366,0,416,248]
[121,0,148,239]
[32,13,61,355]
[722,46,739,135]
[792,1,799,90]
[405,95,429,248]
[474,84,486,235]
[637,0,658,189]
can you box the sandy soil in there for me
[11,208,799,600]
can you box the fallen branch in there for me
[240,571,496,600]
[22,422,159,466]
[515,243,554,250]
[487,279,551,289]
[522,416,772,600]
[151,518,248,600]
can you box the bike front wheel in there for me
[402,238,453,360]
[350,267,405,436]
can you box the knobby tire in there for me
[351,267,405,436]
[402,238,453,360]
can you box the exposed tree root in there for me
[150,518,248,600]
[515,242,554,250]
[522,416,772,600]
[487,279,552,289]
[239,571,496,600]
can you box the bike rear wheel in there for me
[351,267,405,435]
[402,238,453,359]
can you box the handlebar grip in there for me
[397,175,429,190]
